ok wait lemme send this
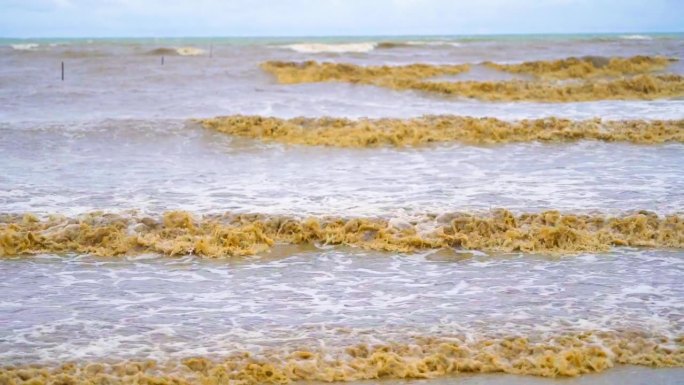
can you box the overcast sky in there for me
[1,0,682,37]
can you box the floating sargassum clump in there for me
[0,331,681,384]
[199,115,684,147]
[483,55,675,79]
[261,59,684,101]
[261,60,471,85]
[410,74,684,101]
[1,209,682,258]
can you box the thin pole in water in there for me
[161,56,164,66]
[61,61,64,81]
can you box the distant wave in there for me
[176,47,206,56]
[376,40,462,49]
[620,35,653,40]
[146,47,206,56]
[278,40,465,53]
[10,43,39,51]
[61,49,112,58]
[409,40,462,47]
[280,42,377,53]
[147,47,177,56]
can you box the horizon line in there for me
[2,31,683,40]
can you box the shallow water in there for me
[1,248,682,364]
[1,34,683,382]
[1,119,683,216]
[1,35,684,122]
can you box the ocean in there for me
[0,34,683,384]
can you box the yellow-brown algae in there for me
[260,60,471,86]
[261,60,684,101]
[483,55,675,79]
[199,115,684,147]
[0,331,681,384]
[1,209,682,258]
[408,74,684,101]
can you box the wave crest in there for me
[2,209,682,258]
[146,47,206,56]
[261,59,684,102]
[378,41,463,49]
[200,115,684,147]
[0,331,680,384]
[280,42,377,53]
[261,60,470,84]
[484,55,674,79]
[10,43,39,51]
[176,47,206,56]
[620,35,653,40]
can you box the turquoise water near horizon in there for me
[2,32,683,45]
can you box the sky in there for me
[0,0,682,37]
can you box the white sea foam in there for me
[10,43,39,51]
[2,119,684,217]
[1,249,681,363]
[406,40,462,47]
[620,35,652,40]
[281,42,377,53]
[175,47,206,56]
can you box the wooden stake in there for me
[161,56,164,65]
[61,61,64,81]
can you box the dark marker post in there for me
[161,56,164,65]
[61,61,64,81]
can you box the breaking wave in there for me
[377,41,463,49]
[1,209,683,258]
[10,43,39,51]
[200,115,684,147]
[280,42,377,53]
[0,331,680,384]
[146,47,206,56]
[277,40,466,52]
[176,47,206,56]
[620,35,653,40]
